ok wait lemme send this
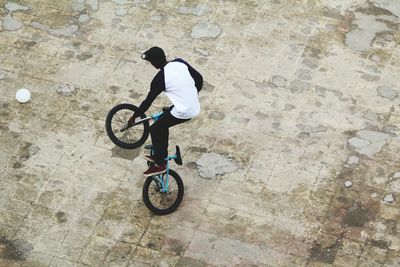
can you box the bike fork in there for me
[158,161,170,193]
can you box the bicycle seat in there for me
[174,146,182,165]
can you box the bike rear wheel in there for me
[105,103,149,149]
[142,170,184,215]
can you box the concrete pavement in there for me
[1,0,400,266]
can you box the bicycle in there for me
[105,103,184,215]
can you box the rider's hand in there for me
[128,113,138,126]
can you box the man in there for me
[128,46,203,176]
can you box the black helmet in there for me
[141,46,166,64]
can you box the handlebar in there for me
[120,106,173,133]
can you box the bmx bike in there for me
[105,103,184,215]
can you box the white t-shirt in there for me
[164,61,200,119]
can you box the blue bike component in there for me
[144,144,182,193]
[153,166,170,193]
[153,174,168,193]
[151,111,163,121]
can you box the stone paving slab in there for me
[1,0,400,266]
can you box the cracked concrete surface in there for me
[1,0,400,266]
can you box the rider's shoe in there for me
[144,155,155,163]
[143,164,166,177]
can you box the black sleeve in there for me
[136,70,165,115]
[174,58,203,92]
[188,64,203,92]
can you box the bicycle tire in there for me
[105,103,149,149]
[142,169,184,215]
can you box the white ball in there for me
[16,88,31,103]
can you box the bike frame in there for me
[129,111,163,126]
[120,110,164,132]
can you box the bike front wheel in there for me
[142,170,184,215]
[105,103,149,149]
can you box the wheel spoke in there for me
[114,114,126,124]
[148,174,179,210]
[110,109,145,145]
[111,118,123,128]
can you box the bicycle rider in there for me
[128,46,203,177]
